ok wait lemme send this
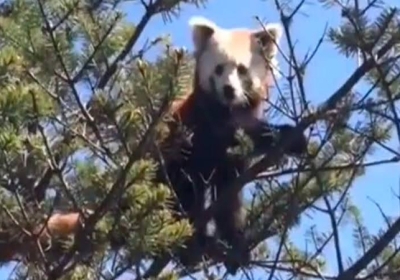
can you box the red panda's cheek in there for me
[261,72,274,87]
[250,83,269,102]
[261,85,271,101]
[251,77,261,89]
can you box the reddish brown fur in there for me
[0,212,83,262]
[0,91,207,264]
[0,18,295,271]
[0,90,202,264]
[170,92,197,125]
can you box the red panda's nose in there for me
[223,85,235,100]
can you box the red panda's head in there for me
[189,16,283,110]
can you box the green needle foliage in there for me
[0,0,400,279]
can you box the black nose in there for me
[223,85,235,100]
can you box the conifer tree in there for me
[0,0,400,279]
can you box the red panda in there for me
[157,16,307,273]
[0,16,307,274]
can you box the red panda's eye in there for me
[214,64,224,76]
[237,64,248,75]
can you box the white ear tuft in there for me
[253,22,284,56]
[188,16,219,51]
[252,22,284,80]
[263,22,283,45]
[188,16,219,31]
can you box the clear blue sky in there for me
[1,0,399,278]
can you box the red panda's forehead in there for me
[208,29,262,65]
[216,30,253,51]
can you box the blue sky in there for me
[2,0,400,278]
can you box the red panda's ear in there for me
[188,16,217,51]
[252,23,283,57]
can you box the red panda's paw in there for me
[246,121,308,158]
[277,124,308,156]
[223,245,250,275]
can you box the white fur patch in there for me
[204,186,216,236]
[261,23,283,51]
[258,22,283,79]
[188,16,220,31]
[189,16,282,106]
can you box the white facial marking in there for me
[204,187,216,236]
[188,16,283,107]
